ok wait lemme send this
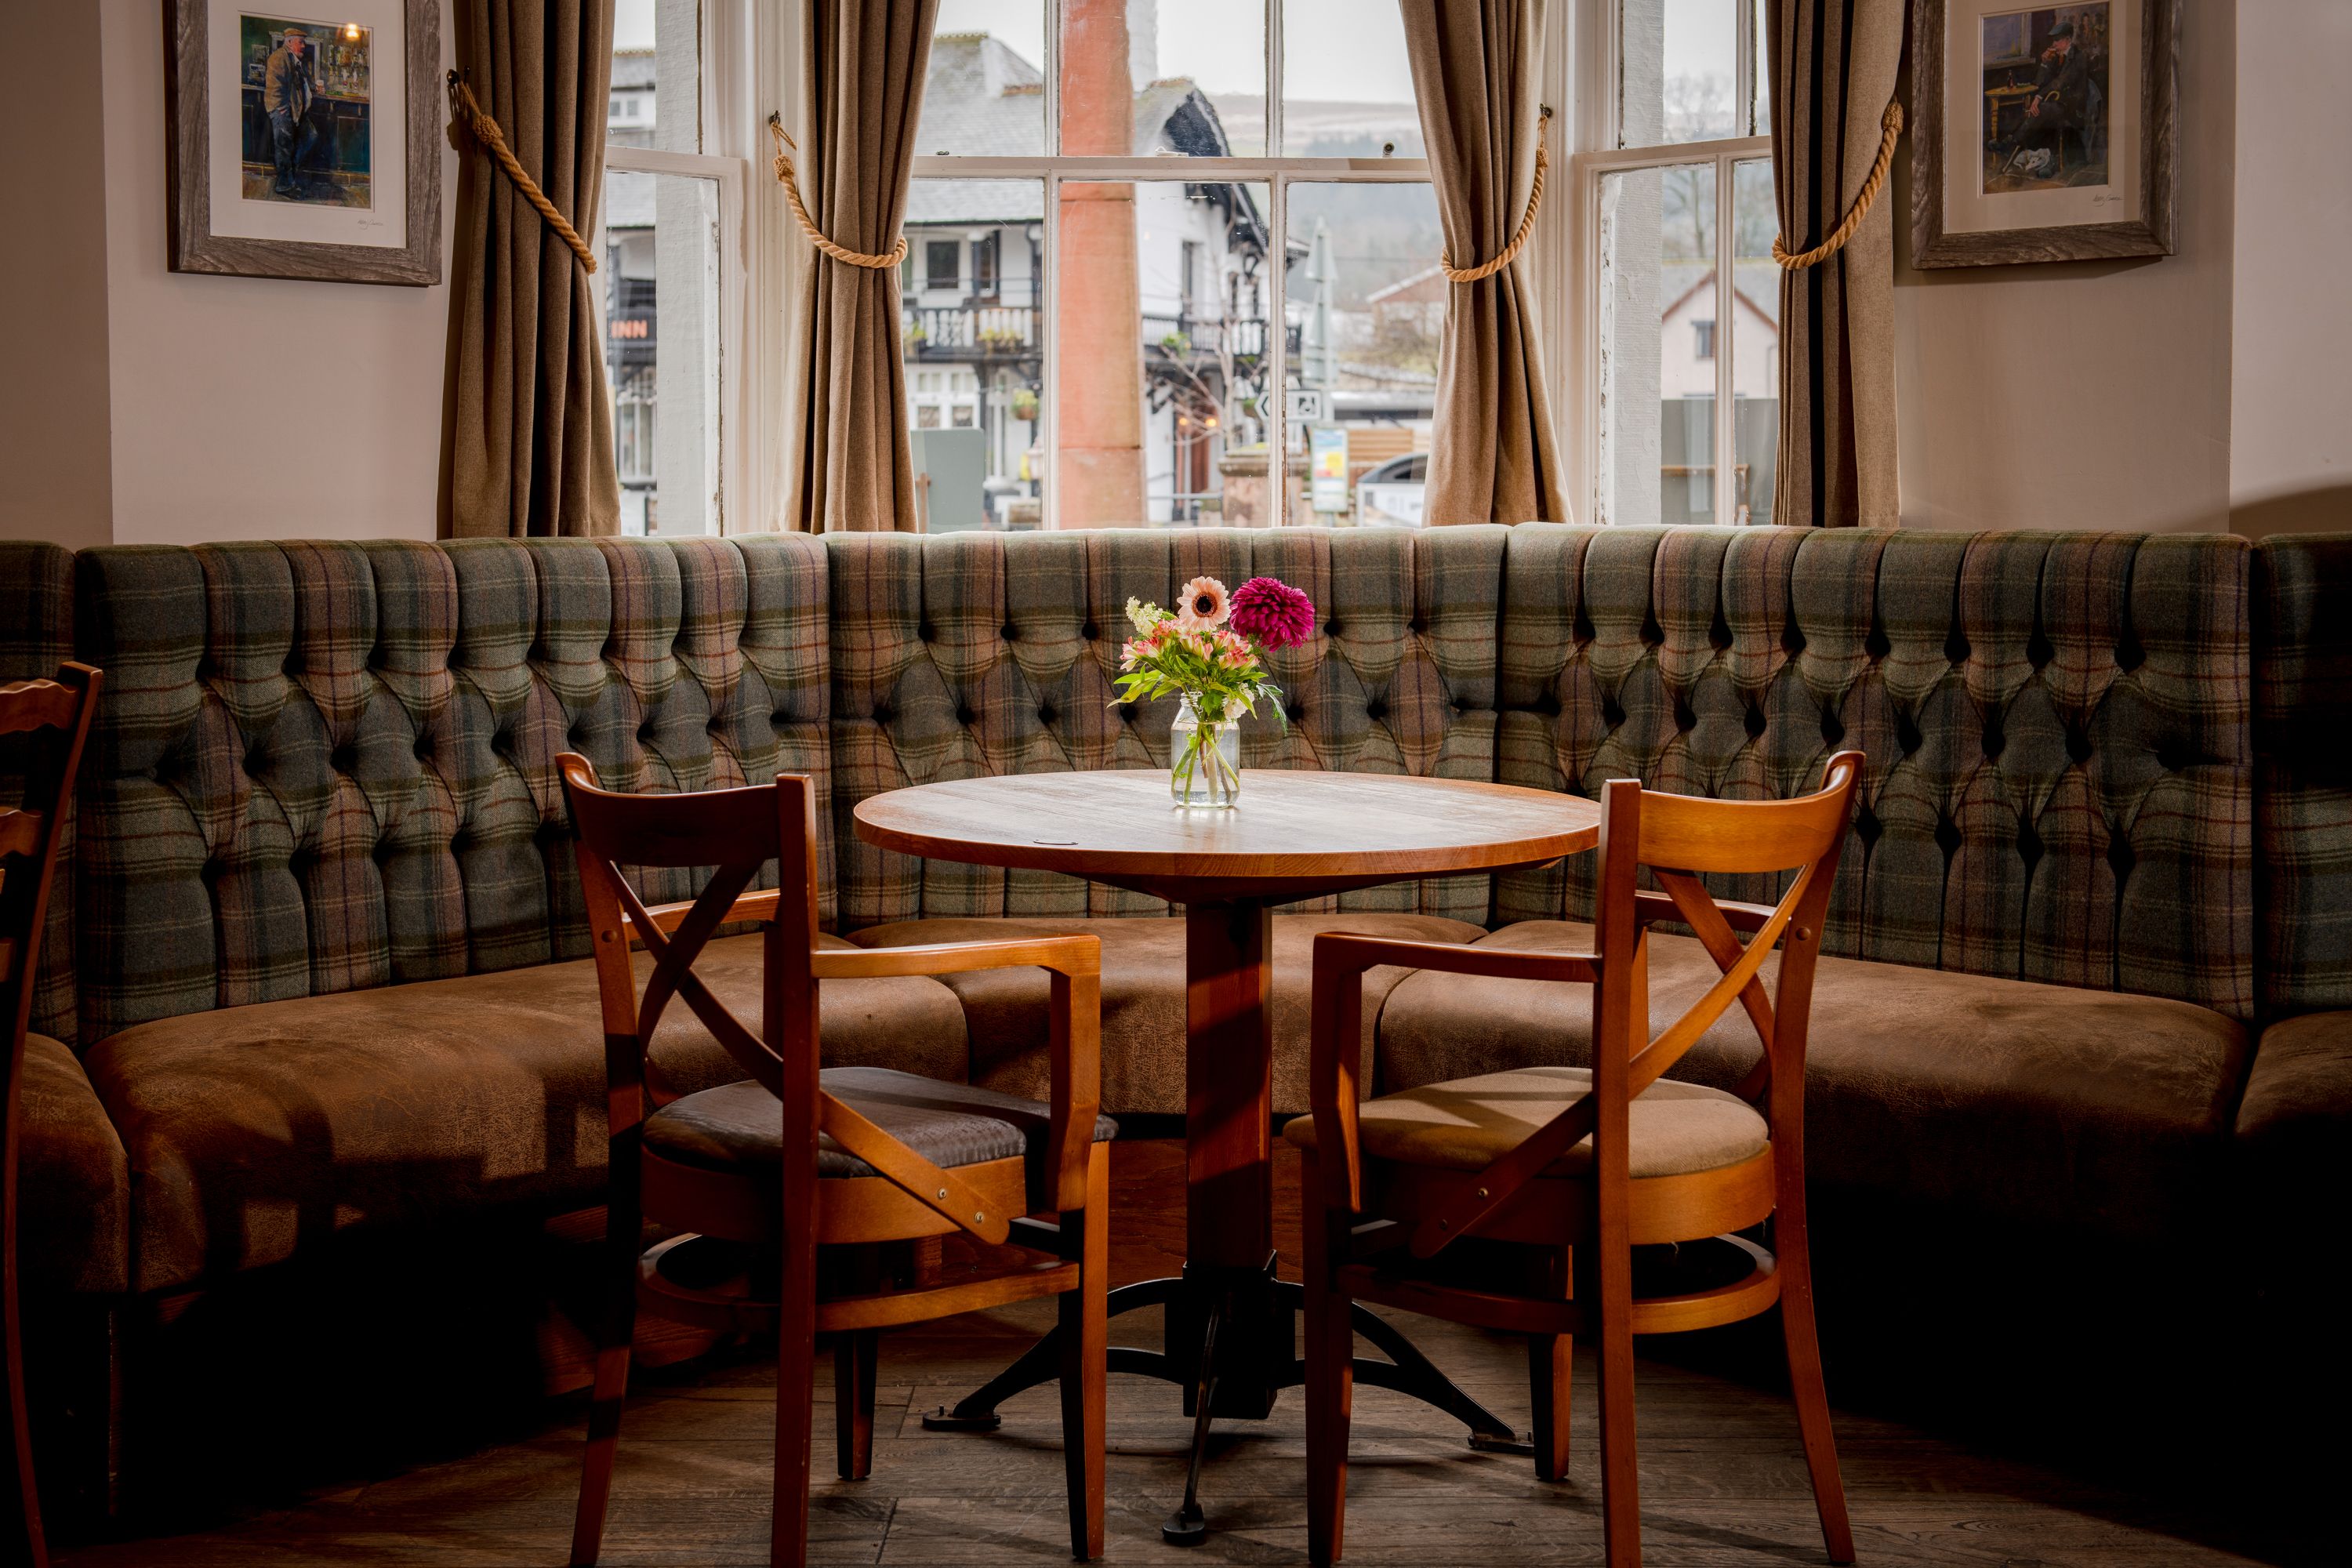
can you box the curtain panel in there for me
[783,0,938,534]
[1399,0,1570,528]
[1766,0,1905,528]
[442,0,621,539]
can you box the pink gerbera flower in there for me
[1229,576,1316,649]
[1174,576,1230,630]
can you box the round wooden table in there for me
[855,769,1602,1538]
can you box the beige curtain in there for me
[442,0,620,538]
[1399,0,1567,527]
[1766,0,1904,528]
[783,0,938,534]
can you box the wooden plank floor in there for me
[55,1142,2306,1566]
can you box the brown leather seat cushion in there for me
[648,1065,1118,1208]
[20,1033,130,1296]
[82,935,968,1294]
[1283,1064,1768,1178]
[1375,922,2252,1241]
[847,913,1489,1116]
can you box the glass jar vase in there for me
[1170,695,1242,808]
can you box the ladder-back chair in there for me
[0,663,100,1568]
[557,756,1111,1566]
[1288,753,1864,1568]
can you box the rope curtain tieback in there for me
[1440,106,1551,284]
[1773,99,1905,269]
[768,115,909,269]
[445,71,597,273]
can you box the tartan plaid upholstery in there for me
[71,535,834,1044]
[1496,525,2256,1021]
[2254,535,2352,1015]
[826,527,1509,930]
[0,540,78,1044]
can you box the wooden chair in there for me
[1290,753,1864,1567]
[557,755,1110,1566]
[0,664,100,1568]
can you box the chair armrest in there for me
[1310,931,1598,985]
[813,934,1101,981]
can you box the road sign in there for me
[1286,389,1329,424]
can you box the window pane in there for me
[1051,179,1274,526]
[604,169,720,535]
[1597,164,1714,527]
[904,180,1046,531]
[610,0,699,153]
[1620,0,1737,147]
[924,2,1046,157]
[1280,0,1423,157]
[1731,158,1778,524]
[1286,182,1442,526]
[1047,0,1263,157]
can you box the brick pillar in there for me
[1057,0,1145,524]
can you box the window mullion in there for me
[1735,0,1755,138]
[1266,0,1283,159]
[1268,172,1288,522]
[1043,168,1060,532]
[1715,153,1735,527]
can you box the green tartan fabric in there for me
[1494,524,2256,1021]
[825,527,1510,931]
[0,540,78,1044]
[2255,535,2352,1014]
[71,536,836,1044]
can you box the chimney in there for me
[1127,0,1157,86]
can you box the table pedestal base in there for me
[920,1258,1519,1540]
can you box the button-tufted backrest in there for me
[71,535,832,1045]
[1497,524,2256,1019]
[826,526,1509,929]
[2254,533,2352,1016]
[0,540,78,1045]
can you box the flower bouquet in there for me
[1114,575,1316,808]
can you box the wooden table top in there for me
[853,769,1602,903]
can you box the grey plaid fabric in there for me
[2255,535,2352,1014]
[0,541,78,1044]
[825,527,1510,931]
[1495,524,2256,1021]
[72,536,836,1044]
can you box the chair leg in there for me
[772,1247,819,1568]
[1595,1239,1639,1566]
[1058,1142,1109,1561]
[1777,1215,1853,1565]
[833,1330,877,1483]
[3,1138,49,1568]
[1530,1245,1573,1484]
[1301,1161,1353,1566]
[569,1195,642,1568]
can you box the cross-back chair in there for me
[0,663,100,1568]
[1289,753,1864,1568]
[557,755,1111,1566]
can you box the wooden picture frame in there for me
[1910,0,2176,268]
[164,0,443,285]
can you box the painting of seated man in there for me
[1980,3,2111,194]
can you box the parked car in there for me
[1355,452,1427,527]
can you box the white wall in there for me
[93,0,459,546]
[2227,0,2352,538]
[1893,0,2237,532]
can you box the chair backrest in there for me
[555,754,1014,1247]
[2,665,100,1067]
[1593,749,1864,1144]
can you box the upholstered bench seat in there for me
[20,1034,130,1297]
[847,913,1489,1116]
[81,936,967,1294]
[1283,1063,1768,1178]
[1376,921,2251,1242]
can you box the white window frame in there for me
[601,0,760,535]
[1570,0,1773,528]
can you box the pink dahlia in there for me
[1229,576,1316,649]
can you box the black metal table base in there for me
[920,1259,1519,1540]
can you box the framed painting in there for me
[164,0,443,285]
[1910,0,2177,267]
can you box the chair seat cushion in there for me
[848,913,1488,1115]
[1283,1065,1768,1178]
[1374,921,2252,1240]
[20,1033,130,1296]
[83,935,969,1294]
[646,1067,1117,1212]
